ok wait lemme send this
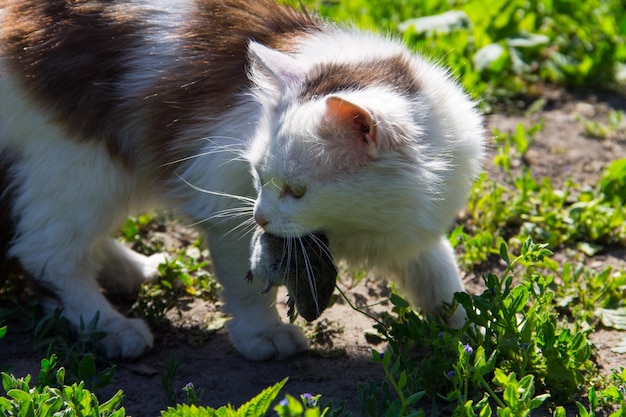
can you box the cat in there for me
[0,0,484,361]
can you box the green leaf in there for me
[474,43,506,71]
[577,402,590,417]
[161,404,220,417]
[577,242,603,256]
[215,406,238,417]
[595,307,626,330]
[588,387,598,410]
[370,348,382,363]
[17,398,35,417]
[493,369,509,387]
[398,10,470,35]
[397,371,407,391]
[0,397,15,411]
[529,394,550,409]
[503,383,518,408]
[553,406,567,417]
[55,367,65,388]
[479,401,493,417]
[406,391,426,405]
[512,124,530,155]
[238,378,287,417]
[2,373,15,392]
[385,399,402,417]
[517,374,534,397]
[39,356,54,376]
[382,349,392,369]
[6,389,32,404]
[499,242,510,265]
[98,389,125,414]
[274,395,304,416]
[389,293,410,309]
[507,33,550,49]
[600,158,626,200]
[79,354,97,380]
[508,286,529,314]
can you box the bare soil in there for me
[1,89,626,416]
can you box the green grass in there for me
[3,0,626,416]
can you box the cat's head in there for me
[245,35,483,262]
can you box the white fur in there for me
[296,30,409,68]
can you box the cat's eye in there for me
[281,183,307,199]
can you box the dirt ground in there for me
[2,89,626,416]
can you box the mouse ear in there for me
[249,41,306,93]
[324,96,379,158]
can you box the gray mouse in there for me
[246,227,337,322]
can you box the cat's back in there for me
[0,0,323,167]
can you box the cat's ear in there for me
[325,96,379,157]
[248,42,306,93]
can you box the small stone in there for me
[129,363,159,377]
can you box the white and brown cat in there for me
[0,0,484,360]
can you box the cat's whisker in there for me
[184,206,253,228]
[175,173,256,204]
[218,155,248,169]
[211,206,255,219]
[197,134,247,144]
[161,142,246,167]
[185,209,256,245]
[281,237,293,287]
[182,211,250,229]
[162,149,232,167]
[306,232,334,265]
[219,217,258,241]
[196,139,249,167]
[297,236,321,316]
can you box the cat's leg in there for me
[395,234,467,328]
[96,238,168,294]
[7,147,154,358]
[206,228,308,361]
[11,233,154,358]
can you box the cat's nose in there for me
[254,212,269,228]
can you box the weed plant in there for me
[458,123,626,269]
[132,253,219,328]
[0,327,124,417]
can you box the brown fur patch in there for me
[300,55,421,102]
[143,0,324,172]
[1,0,148,165]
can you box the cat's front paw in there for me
[99,316,154,359]
[227,319,308,361]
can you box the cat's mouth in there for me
[259,222,316,240]
[258,226,321,240]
